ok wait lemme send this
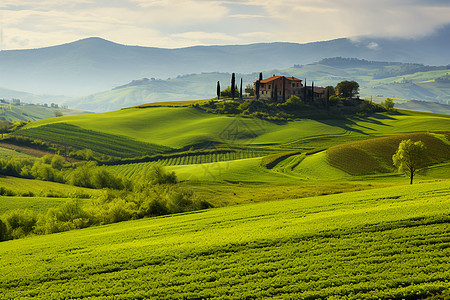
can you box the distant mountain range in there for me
[1,24,449,96]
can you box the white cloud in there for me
[0,0,449,50]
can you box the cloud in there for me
[0,0,449,50]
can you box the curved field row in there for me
[110,151,269,178]
[12,123,171,158]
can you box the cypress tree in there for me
[259,72,263,81]
[231,73,235,100]
[217,81,220,100]
[240,78,243,99]
[255,80,260,100]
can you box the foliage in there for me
[0,163,210,240]
[220,86,240,98]
[382,97,395,110]
[393,139,427,184]
[335,80,360,98]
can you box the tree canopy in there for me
[336,80,359,98]
[392,139,426,184]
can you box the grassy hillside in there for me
[0,102,88,122]
[327,132,450,175]
[1,181,449,299]
[396,99,450,114]
[15,107,450,152]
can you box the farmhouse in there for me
[258,76,302,101]
[256,75,326,102]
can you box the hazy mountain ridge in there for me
[1,24,449,96]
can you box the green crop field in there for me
[1,181,449,299]
[2,103,450,299]
[12,123,172,158]
[18,107,450,151]
[0,176,100,200]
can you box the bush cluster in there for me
[0,155,130,189]
[0,164,211,241]
[195,95,386,121]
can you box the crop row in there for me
[111,150,267,178]
[12,123,171,158]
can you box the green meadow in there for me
[1,181,449,299]
[1,102,449,299]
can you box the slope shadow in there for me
[314,118,376,135]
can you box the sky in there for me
[0,0,450,50]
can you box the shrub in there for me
[2,209,38,239]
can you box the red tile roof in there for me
[259,76,302,84]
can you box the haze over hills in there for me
[1,24,449,96]
[65,58,450,112]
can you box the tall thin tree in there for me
[240,78,243,99]
[231,73,236,100]
[255,80,260,100]
[217,81,220,100]
[259,72,263,81]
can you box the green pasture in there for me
[0,176,100,200]
[0,196,73,215]
[1,180,449,299]
[19,107,450,151]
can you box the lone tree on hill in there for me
[392,139,426,184]
[217,81,221,99]
[336,80,359,98]
[231,73,236,100]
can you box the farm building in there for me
[256,75,326,102]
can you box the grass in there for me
[327,132,450,175]
[12,123,172,158]
[1,180,449,299]
[19,107,450,151]
[0,196,75,215]
[0,176,100,201]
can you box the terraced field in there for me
[1,181,449,299]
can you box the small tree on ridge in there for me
[392,139,426,184]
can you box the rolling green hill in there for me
[0,102,88,122]
[16,107,450,148]
[1,181,449,299]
